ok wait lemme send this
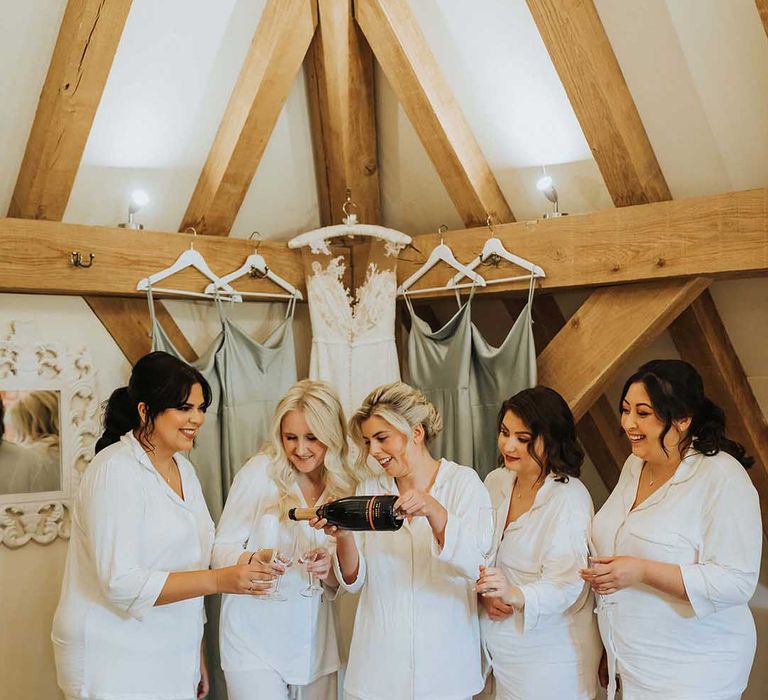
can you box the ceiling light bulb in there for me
[536,176,553,192]
[130,189,150,210]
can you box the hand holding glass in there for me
[476,507,497,596]
[298,527,324,597]
[269,523,298,600]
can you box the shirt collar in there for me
[622,447,703,512]
[120,430,157,473]
[626,447,703,484]
[119,430,191,506]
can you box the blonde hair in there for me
[263,380,357,518]
[349,381,443,471]
[8,391,60,447]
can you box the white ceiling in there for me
[2,0,766,239]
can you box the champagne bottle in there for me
[289,495,404,531]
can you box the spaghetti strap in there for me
[145,283,157,338]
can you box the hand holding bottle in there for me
[309,513,354,542]
[393,488,441,519]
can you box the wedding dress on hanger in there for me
[303,239,401,418]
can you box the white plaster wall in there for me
[0,293,130,700]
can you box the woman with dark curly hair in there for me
[475,385,601,699]
[582,360,761,700]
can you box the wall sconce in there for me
[118,190,150,230]
[536,175,567,219]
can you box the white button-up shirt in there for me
[212,454,340,685]
[482,469,601,699]
[52,432,214,699]
[592,450,762,700]
[336,459,490,700]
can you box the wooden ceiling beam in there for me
[3,186,768,297]
[180,0,317,236]
[85,296,198,365]
[757,1,768,38]
[306,0,379,291]
[354,0,514,226]
[0,218,304,298]
[306,0,380,227]
[538,277,710,422]
[395,186,768,298]
[2,0,201,369]
[668,290,768,536]
[8,0,132,220]
[526,0,670,206]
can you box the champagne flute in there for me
[270,524,298,602]
[298,527,323,597]
[476,507,497,595]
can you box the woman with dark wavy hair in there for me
[582,359,761,700]
[53,351,278,700]
[476,386,601,699]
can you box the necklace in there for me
[647,465,655,485]
[514,477,541,499]
[156,460,177,486]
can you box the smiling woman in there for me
[211,379,357,700]
[52,351,277,700]
[586,359,761,700]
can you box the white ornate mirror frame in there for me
[0,320,99,548]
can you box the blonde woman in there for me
[325,381,491,700]
[8,390,61,492]
[212,379,358,700]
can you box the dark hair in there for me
[620,359,753,469]
[497,386,584,482]
[0,395,5,442]
[95,351,211,454]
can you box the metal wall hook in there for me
[248,231,262,252]
[70,251,95,268]
[437,224,448,245]
[342,188,358,225]
[184,227,198,250]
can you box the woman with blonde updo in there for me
[8,389,62,492]
[213,379,358,700]
[322,381,491,700]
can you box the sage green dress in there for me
[215,299,297,498]
[404,289,536,478]
[470,303,536,479]
[404,292,475,468]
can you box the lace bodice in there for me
[306,256,397,345]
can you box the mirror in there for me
[0,389,62,495]
[0,321,99,548]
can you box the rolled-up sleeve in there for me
[334,532,367,594]
[431,471,491,580]
[681,470,762,618]
[212,464,263,569]
[517,507,591,632]
[83,464,169,620]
